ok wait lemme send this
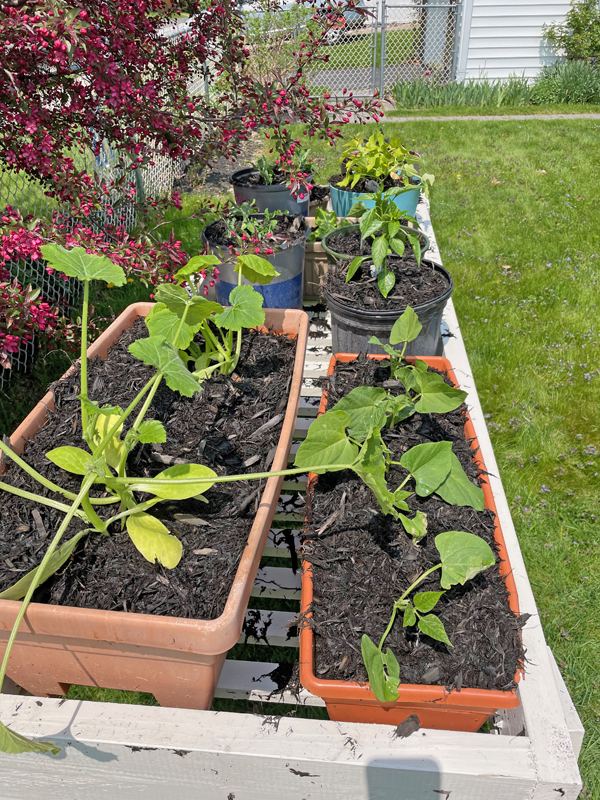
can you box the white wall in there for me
[455,0,571,81]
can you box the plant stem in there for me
[80,279,90,442]
[81,494,108,534]
[93,376,157,456]
[104,497,162,527]
[117,372,163,478]
[0,473,96,697]
[377,564,442,652]
[0,480,88,519]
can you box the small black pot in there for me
[230,168,311,216]
[325,262,453,357]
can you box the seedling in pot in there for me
[344,186,426,298]
[308,208,352,243]
[361,531,495,702]
[295,307,483,541]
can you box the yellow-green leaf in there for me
[126,513,182,568]
[0,721,60,755]
[130,463,217,500]
[46,446,91,475]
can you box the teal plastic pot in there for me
[329,178,422,218]
[320,224,430,266]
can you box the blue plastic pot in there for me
[202,215,309,310]
[330,178,422,218]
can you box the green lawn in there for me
[387,103,600,117]
[302,118,600,797]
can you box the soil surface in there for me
[233,168,311,188]
[0,319,297,620]
[323,252,450,311]
[326,227,421,263]
[329,167,420,195]
[204,214,307,249]
[303,356,525,692]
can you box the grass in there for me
[302,116,600,797]
[387,103,600,117]
[322,28,417,71]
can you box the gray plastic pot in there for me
[320,224,430,266]
[202,214,309,310]
[325,261,453,357]
[230,168,312,216]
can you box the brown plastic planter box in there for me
[1,302,309,709]
[299,353,522,731]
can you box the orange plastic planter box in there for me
[1,303,308,709]
[299,353,522,731]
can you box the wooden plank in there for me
[0,696,540,800]
[264,528,301,559]
[548,647,585,760]
[240,609,298,647]
[216,660,322,705]
[251,566,301,599]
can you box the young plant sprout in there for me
[361,531,495,702]
[307,208,352,243]
[344,186,426,299]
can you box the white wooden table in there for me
[0,202,583,799]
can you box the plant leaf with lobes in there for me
[40,244,126,286]
[0,723,60,756]
[137,420,167,444]
[213,284,265,331]
[146,305,199,350]
[129,336,200,397]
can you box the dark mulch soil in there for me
[204,214,307,249]
[310,185,330,207]
[0,319,297,620]
[326,227,420,263]
[303,356,525,692]
[329,169,420,195]
[323,252,450,311]
[233,168,290,188]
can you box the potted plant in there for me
[294,309,524,731]
[329,131,435,218]
[231,152,313,217]
[202,203,309,309]
[321,187,451,356]
[304,209,351,301]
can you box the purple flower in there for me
[540,485,551,493]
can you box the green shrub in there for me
[531,60,600,104]
[544,0,600,61]
[391,74,532,109]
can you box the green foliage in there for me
[544,0,600,61]
[235,254,280,285]
[531,60,600,105]
[362,531,495,701]
[338,130,426,190]
[126,513,183,569]
[131,463,217,500]
[307,208,351,242]
[39,244,127,286]
[128,336,201,397]
[391,74,533,110]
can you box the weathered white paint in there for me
[456,0,571,81]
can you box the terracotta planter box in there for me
[299,353,522,731]
[1,302,309,709]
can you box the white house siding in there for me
[456,0,571,81]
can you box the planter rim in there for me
[4,302,309,657]
[230,167,313,193]
[321,223,430,264]
[324,261,453,319]
[328,175,422,195]
[299,353,522,710]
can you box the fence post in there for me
[379,0,386,95]
[371,0,381,95]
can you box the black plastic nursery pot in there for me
[230,168,312,216]
[203,214,309,310]
[325,261,453,357]
[320,224,430,266]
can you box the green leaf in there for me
[400,510,428,541]
[403,605,417,627]
[154,284,222,326]
[137,420,167,445]
[359,209,383,239]
[0,530,88,601]
[388,395,416,425]
[131,463,217,500]
[389,306,422,345]
[294,410,359,473]
[406,232,421,264]
[236,254,280,285]
[387,221,401,239]
[414,372,467,414]
[0,722,60,755]
[40,244,126,286]
[352,428,399,518]
[331,386,388,442]
[146,304,199,350]
[413,591,445,613]
[346,256,365,283]
[46,446,92,476]
[393,365,420,392]
[371,235,389,269]
[400,441,452,497]
[174,254,221,282]
[393,488,411,512]
[389,237,406,258]
[434,453,485,510]
[413,359,428,372]
[347,200,367,217]
[361,636,400,702]
[91,413,124,471]
[417,614,453,647]
[368,335,399,360]
[78,397,123,417]
[126,513,182,568]
[213,284,265,332]
[377,269,395,298]
[129,336,200,397]
[435,531,495,590]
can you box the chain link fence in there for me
[307,0,461,96]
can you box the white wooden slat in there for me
[548,647,585,760]
[251,565,301,599]
[215,660,323,705]
[263,528,301,558]
[0,696,542,800]
[240,609,298,647]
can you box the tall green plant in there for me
[544,0,600,61]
